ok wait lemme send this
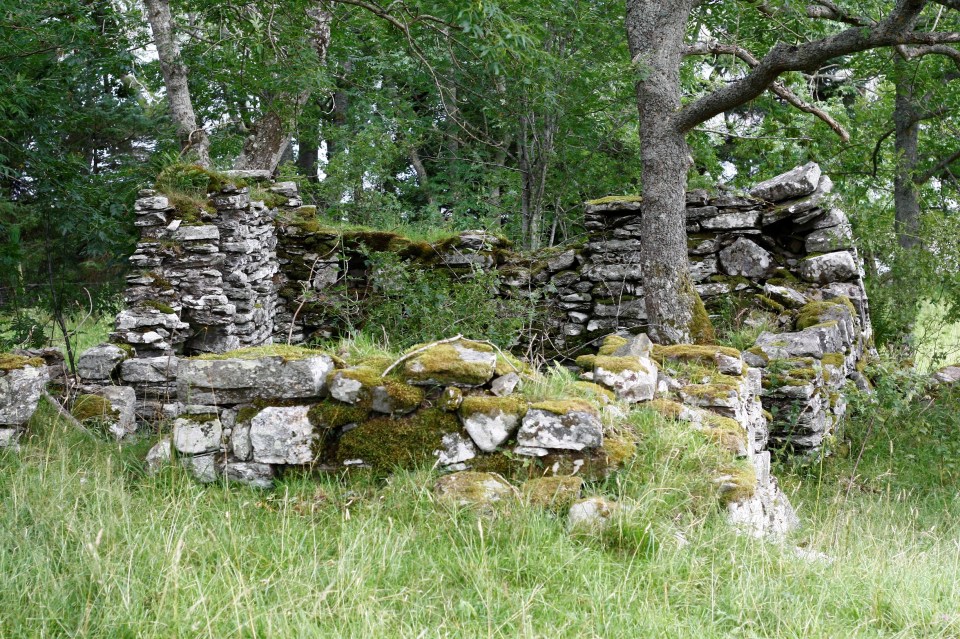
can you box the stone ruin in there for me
[0,162,876,536]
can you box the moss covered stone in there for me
[597,335,629,356]
[403,339,497,386]
[653,344,742,366]
[459,395,528,419]
[522,476,583,510]
[689,289,717,345]
[530,399,597,416]
[308,400,372,431]
[795,297,855,331]
[140,299,176,314]
[335,408,459,470]
[571,381,616,404]
[438,387,464,411]
[755,295,786,314]
[0,354,45,372]
[821,352,845,368]
[577,354,651,376]
[718,463,758,504]
[644,398,686,420]
[71,395,119,422]
[585,194,643,206]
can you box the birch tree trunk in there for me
[143,0,210,167]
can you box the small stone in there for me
[546,249,576,272]
[490,373,521,397]
[77,344,128,381]
[222,461,274,488]
[145,437,172,474]
[567,497,617,531]
[460,400,523,452]
[435,432,477,466]
[434,471,518,508]
[0,427,21,450]
[714,353,744,376]
[762,283,808,309]
[181,453,218,483]
[611,333,653,359]
[438,387,464,411]
[172,415,223,455]
[699,211,761,231]
[592,360,657,403]
[805,224,853,253]
[120,356,179,384]
[403,338,497,387]
[99,386,138,439]
[931,365,960,387]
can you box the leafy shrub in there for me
[360,250,534,350]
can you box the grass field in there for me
[3,376,960,637]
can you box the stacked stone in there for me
[207,184,281,350]
[0,358,49,449]
[155,337,634,488]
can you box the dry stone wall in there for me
[76,162,873,458]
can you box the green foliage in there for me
[360,251,533,350]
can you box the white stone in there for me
[699,211,761,230]
[567,497,617,531]
[145,437,172,474]
[719,237,775,278]
[436,432,477,465]
[798,251,858,284]
[222,461,274,488]
[461,408,521,452]
[249,405,315,464]
[592,359,657,403]
[120,356,179,383]
[490,373,521,397]
[516,408,602,451]
[0,364,49,426]
[172,415,223,455]
[77,344,127,381]
[99,386,137,439]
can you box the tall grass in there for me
[4,382,960,637]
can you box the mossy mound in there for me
[701,416,748,455]
[155,163,237,194]
[795,297,856,331]
[575,354,650,375]
[438,387,464,411]
[652,344,742,366]
[140,299,176,314]
[165,192,215,224]
[821,352,845,368]
[643,398,686,420]
[571,381,616,404]
[0,354,45,372]
[522,476,583,510]
[690,290,717,345]
[335,408,459,470]
[249,187,289,209]
[71,395,119,422]
[530,399,597,416]
[459,395,528,419]
[402,339,496,386]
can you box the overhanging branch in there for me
[685,41,850,141]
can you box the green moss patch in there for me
[335,408,459,471]
[0,354,45,372]
[796,298,855,331]
[598,335,629,356]
[522,476,583,510]
[531,399,597,416]
[308,400,371,430]
[459,395,528,419]
[191,345,334,362]
[140,299,176,314]
[71,395,118,422]
[571,381,616,404]
[718,462,757,504]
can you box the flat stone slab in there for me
[177,354,335,405]
[516,406,602,452]
[749,162,821,203]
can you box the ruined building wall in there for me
[98,163,871,453]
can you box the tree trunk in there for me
[626,0,699,344]
[296,122,320,182]
[143,0,210,167]
[235,5,331,174]
[893,59,921,250]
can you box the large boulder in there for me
[177,351,335,405]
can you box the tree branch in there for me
[806,0,875,26]
[684,41,850,140]
[916,146,960,183]
[902,43,960,70]
[674,0,957,133]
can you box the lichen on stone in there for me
[402,339,497,386]
[0,354,45,372]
